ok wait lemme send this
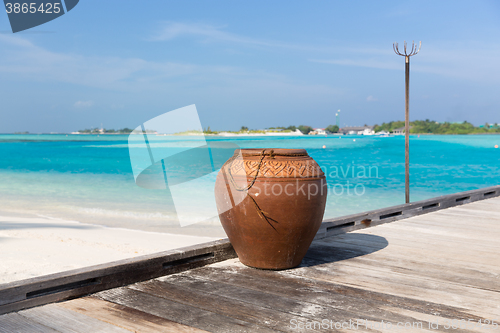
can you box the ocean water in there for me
[1,134,499,237]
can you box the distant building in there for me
[309,128,326,135]
[339,126,375,135]
[392,127,405,135]
[392,126,412,135]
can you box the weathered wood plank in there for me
[182,262,487,322]
[377,306,498,333]
[303,242,500,292]
[18,304,130,333]
[0,312,61,333]
[357,227,500,258]
[58,297,209,333]
[398,218,500,236]
[286,264,500,319]
[389,219,500,242]
[145,269,445,332]
[315,234,500,278]
[328,233,500,269]
[96,287,277,333]
[449,201,500,212]
[445,209,500,220]
[343,227,500,258]
[130,277,340,333]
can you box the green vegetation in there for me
[203,126,217,134]
[173,130,204,135]
[298,125,313,134]
[373,121,405,133]
[374,120,500,134]
[107,128,134,134]
[325,125,339,133]
[267,125,298,132]
[77,129,94,134]
[202,125,301,135]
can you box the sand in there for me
[0,214,220,285]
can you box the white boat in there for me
[376,131,392,137]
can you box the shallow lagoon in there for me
[1,134,499,237]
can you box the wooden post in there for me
[405,55,410,203]
[393,41,421,204]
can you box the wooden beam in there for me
[0,239,235,315]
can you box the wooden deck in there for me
[1,196,499,332]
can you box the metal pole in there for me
[393,40,421,204]
[405,56,410,204]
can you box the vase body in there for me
[214,148,327,269]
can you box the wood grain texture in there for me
[0,312,61,333]
[18,304,130,333]
[59,297,209,333]
[2,193,500,332]
[96,287,277,333]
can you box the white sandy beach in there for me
[0,214,219,285]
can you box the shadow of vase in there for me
[299,233,389,268]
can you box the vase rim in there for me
[235,148,308,157]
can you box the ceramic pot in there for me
[214,148,327,269]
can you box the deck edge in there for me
[315,185,500,239]
[0,239,235,315]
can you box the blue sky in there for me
[1,0,499,132]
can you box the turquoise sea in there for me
[1,134,499,237]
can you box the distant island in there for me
[375,120,500,135]
[74,128,134,134]
[205,121,500,135]
[201,125,333,136]
[72,120,500,136]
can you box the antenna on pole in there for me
[393,40,421,204]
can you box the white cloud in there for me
[151,22,245,43]
[3,25,498,92]
[0,34,341,102]
[0,34,218,92]
[74,100,94,108]
[366,96,378,102]
[149,22,321,51]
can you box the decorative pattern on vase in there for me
[226,158,325,179]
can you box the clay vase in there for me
[214,148,327,270]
